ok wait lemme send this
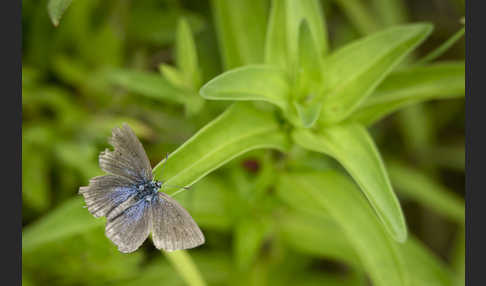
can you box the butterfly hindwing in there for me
[99,124,152,183]
[105,197,152,253]
[150,192,205,251]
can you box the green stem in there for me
[164,250,207,286]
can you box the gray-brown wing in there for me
[105,197,152,253]
[79,175,138,218]
[99,123,152,183]
[150,192,205,251]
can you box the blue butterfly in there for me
[79,124,204,253]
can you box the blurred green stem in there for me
[164,250,207,286]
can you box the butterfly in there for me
[79,124,205,253]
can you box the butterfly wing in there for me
[79,175,138,218]
[150,192,205,251]
[99,123,152,183]
[105,196,152,253]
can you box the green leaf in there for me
[200,65,290,111]
[319,23,433,123]
[164,251,207,286]
[401,238,453,286]
[22,197,103,252]
[128,9,205,46]
[279,211,360,266]
[285,0,329,67]
[159,64,187,89]
[451,228,465,286]
[333,0,380,35]
[176,18,201,88]
[264,0,328,70]
[22,147,50,212]
[293,124,407,242]
[294,101,322,128]
[152,103,290,195]
[264,0,288,69]
[107,69,188,104]
[417,27,465,64]
[176,176,233,231]
[210,0,268,69]
[295,19,322,99]
[47,0,73,27]
[278,172,408,286]
[234,217,268,270]
[349,62,465,125]
[387,161,465,224]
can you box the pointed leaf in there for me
[349,62,465,125]
[107,69,188,104]
[294,101,322,128]
[278,172,408,286]
[176,18,201,88]
[293,124,407,242]
[152,103,290,195]
[159,64,187,89]
[388,160,465,224]
[234,217,268,270]
[320,24,433,123]
[210,0,268,69]
[279,211,360,266]
[200,65,290,110]
[264,0,288,69]
[22,197,103,252]
[48,0,73,26]
[285,0,329,67]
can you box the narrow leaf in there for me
[234,217,268,270]
[285,0,329,66]
[210,0,268,69]
[388,160,465,224]
[293,124,407,242]
[279,211,360,266]
[264,0,288,69]
[200,65,290,110]
[278,172,408,286]
[48,0,73,27]
[320,24,433,123]
[294,101,322,128]
[176,18,201,88]
[417,27,465,64]
[152,103,290,195]
[296,20,322,94]
[22,197,103,252]
[349,62,465,125]
[107,69,188,104]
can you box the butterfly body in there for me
[79,124,205,253]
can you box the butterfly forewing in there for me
[150,192,205,251]
[79,175,138,218]
[99,124,152,183]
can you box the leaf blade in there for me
[47,0,73,27]
[293,124,407,242]
[200,65,290,110]
[152,103,290,195]
[320,23,433,123]
[278,172,408,286]
[349,61,465,125]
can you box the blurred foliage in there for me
[23,0,464,285]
